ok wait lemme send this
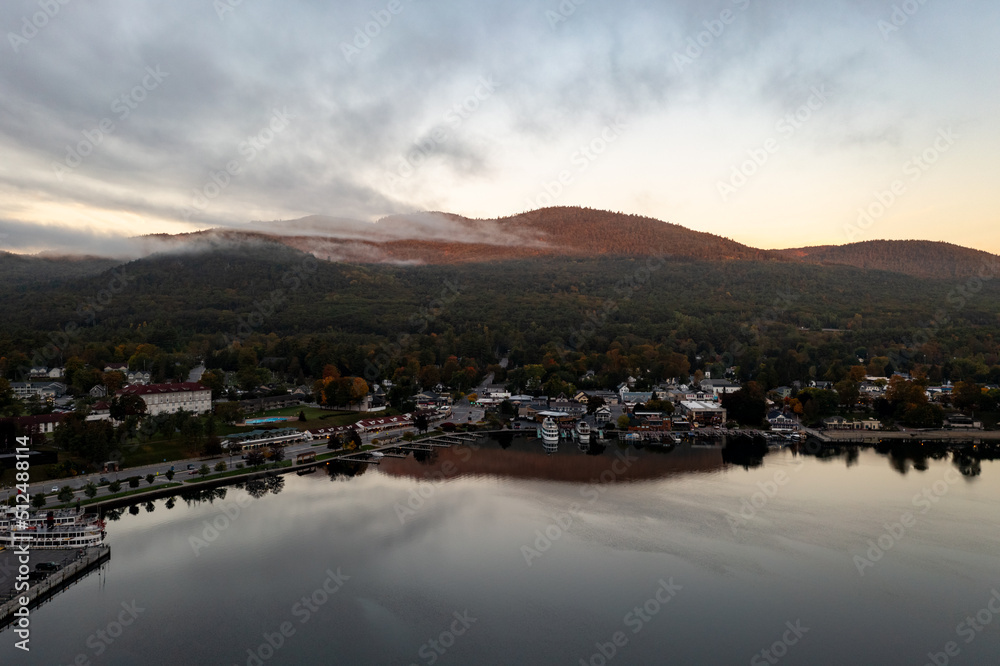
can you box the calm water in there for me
[3,438,1000,665]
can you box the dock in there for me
[0,545,111,630]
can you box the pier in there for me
[0,545,111,630]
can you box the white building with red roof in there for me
[118,382,211,416]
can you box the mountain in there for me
[0,251,120,287]
[192,207,773,265]
[772,240,999,280]
[4,208,996,281]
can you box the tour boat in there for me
[574,421,591,444]
[0,506,106,549]
[541,418,560,446]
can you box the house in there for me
[104,363,128,373]
[28,367,49,379]
[414,392,452,409]
[90,385,108,398]
[594,406,612,423]
[5,413,68,435]
[679,401,727,426]
[11,382,66,400]
[478,385,511,405]
[772,386,793,399]
[767,410,799,432]
[702,379,740,397]
[119,382,212,416]
[810,381,833,390]
[548,400,586,418]
[620,392,654,408]
[239,394,301,414]
[126,370,152,386]
[86,401,113,422]
[823,416,849,429]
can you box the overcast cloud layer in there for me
[1,0,998,255]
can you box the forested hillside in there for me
[1,241,998,393]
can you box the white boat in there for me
[0,506,106,550]
[541,418,560,446]
[575,421,591,444]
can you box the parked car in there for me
[186,464,195,470]
[35,562,59,572]
[99,477,109,485]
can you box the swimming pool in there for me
[244,417,292,425]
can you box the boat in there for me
[575,421,591,445]
[0,506,106,550]
[541,418,560,447]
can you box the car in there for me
[51,486,58,493]
[189,469,199,475]
[35,562,59,572]
[99,477,109,485]
[186,464,195,470]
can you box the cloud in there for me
[1,0,998,252]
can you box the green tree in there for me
[215,461,227,472]
[146,473,155,485]
[128,476,140,488]
[58,486,74,502]
[617,414,632,430]
[198,464,211,478]
[32,493,46,509]
[165,469,175,481]
[108,480,122,493]
[84,482,98,499]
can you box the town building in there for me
[118,382,212,416]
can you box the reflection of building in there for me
[679,401,727,426]
[118,382,211,415]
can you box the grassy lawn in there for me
[119,437,202,468]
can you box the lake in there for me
[3,436,999,665]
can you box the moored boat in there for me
[1,506,106,549]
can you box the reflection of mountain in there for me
[378,443,725,484]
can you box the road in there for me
[14,411,464,505]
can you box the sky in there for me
[1,0,998,256]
